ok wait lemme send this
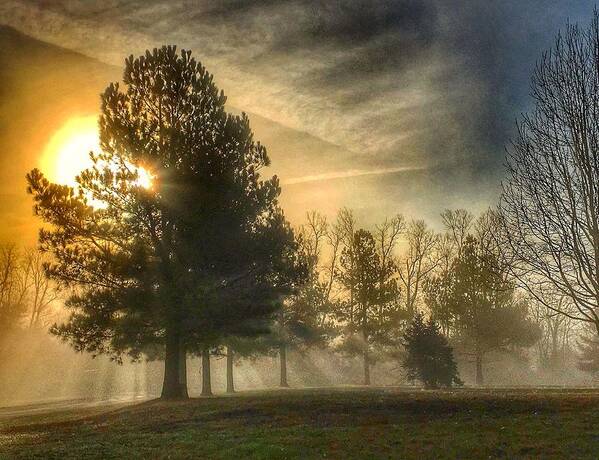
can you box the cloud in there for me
[283,165,427,185]
[0,1,444,168]
[0,0,596,223]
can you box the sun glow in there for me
[41,116,154,192]
[41,116,98,187]
[136,167,153,189]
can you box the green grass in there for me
[1,387,598,459]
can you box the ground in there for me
[0,387,598,459]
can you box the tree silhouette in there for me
[402,312,462,389]
[529,292,577,371]
[577,323,599,375]
[27,46,302,399]
[398,220,438,319]
[219,335,276,393]
[431,235,539,385]
[0,245,29,337]
[500,10,599,336]
[335,229,400,385]
[277,211,339,387]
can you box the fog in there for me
[0,326,595,408]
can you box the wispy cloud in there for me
[2,0,592,180]
[283,165,427,185]
[0,0,595,224]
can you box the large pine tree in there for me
[27,46,302,399]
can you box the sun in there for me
[136,167,153,189]
[41,115,153,190]
[41,116,99,187]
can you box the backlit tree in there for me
[27,46,301,399]
[335,229,400,385]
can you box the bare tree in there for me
[500,11,599,334]
[294,210,342,333]
[335,208,357,323]
[322,217,343,308]
[0,245,29,333]
[298,211,329,273]
[441,209,474,256]
[398,220,439,318]
[375,215,405,276]
[277,211,344,387]
[374,215,405,321]
[424,214,466,337]
[22,249,59,328]
[530,293,578,371]
[435,208,475,284]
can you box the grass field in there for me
[0,387,598,459]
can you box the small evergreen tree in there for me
[402,312,462,389]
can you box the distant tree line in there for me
[0,245,58,334]
[0,245,60,377]
[275,207,540,388]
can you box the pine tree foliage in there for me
[337,230,400,339]
[402,312,462,388]
[26,46,304,397]
[424,230,540,384]
[449,236,539,355]
[335,228,401,384]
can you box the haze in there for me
[1,5,599,456]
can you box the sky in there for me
[0,0,596,236]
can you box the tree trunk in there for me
[475,354,484,386]
[280,344,289,388]
[226,347,235,394]
[550,325,560,369]
[406,288,413,320]
[161,329,188,399]
[201,347,212,396]
[363,348,371,386]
